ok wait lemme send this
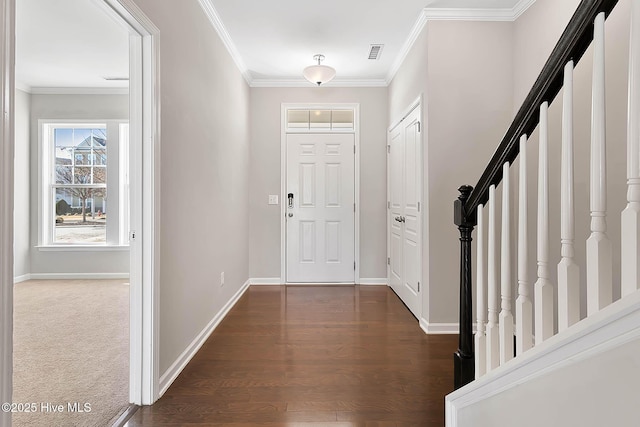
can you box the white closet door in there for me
[388,107,422,318]
[389,126,404,294]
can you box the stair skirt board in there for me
[445,290,640,427]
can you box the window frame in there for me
[38,119,130,248]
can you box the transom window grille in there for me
[286,109,354,131]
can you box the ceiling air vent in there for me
[368,44,384,60]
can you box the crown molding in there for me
[197,0,536,88]
[28,87,129,95]
[250,77,388,88]
[197,0,252,85]
[15,81,30,93]
[421,1,535,22]
[386,0,536,84]
[386,8,430,85]
[511,0,537,20]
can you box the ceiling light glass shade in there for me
[303,54,336,86]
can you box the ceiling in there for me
[16,0,130,92]
[206,0,531,86]
[15,0,531,91]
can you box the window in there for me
[286,109,355,131]
[41,121,129,246]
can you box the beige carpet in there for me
[13,280,129,427]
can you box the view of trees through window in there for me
[53,127,108,243]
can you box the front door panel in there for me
[287,133,355,282]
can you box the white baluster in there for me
[536,102,555,343]
[558,63,580,332]
[622,0,640,297]
[516,135,532,354]
[486,185,500,372]
[587,12,613,315]
[499,163,514,364]
[475,204,487,378]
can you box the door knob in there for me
[395,216,402,222]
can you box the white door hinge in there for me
[354,145,356,154]
[417,281,420,292]
[387,257,390,265]
[354,261,356,270]
[354,203,356,212]
[417,121,421,133]
[387,201,391,209]
[418,202,421,212]
[387,145,390,154]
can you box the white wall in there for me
[457,336,640,427]
[389,21,514,326]
[131,0,251,376]
[28,93,130,275]
[512,0,631,323]
[14,89,30,280]
[512,0,582,110]
[249,87,388,281]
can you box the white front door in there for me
[286,133,355,283]
[388,106,422,318]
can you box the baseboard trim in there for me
[28,273,130,280]
[249,278,388,286]
[13,274,31,283]
[358,278,388,285]
[249,277,282,285]
[419,319,479,335]
[420,319,460,334]
[445,290,640,427]
[158,279,250,397]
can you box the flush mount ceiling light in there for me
[303,54,336,86]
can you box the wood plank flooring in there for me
[126,285,457,426]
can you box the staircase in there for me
[446,0,640,425]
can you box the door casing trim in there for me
[99,0,162,405]
[0,1,15,424]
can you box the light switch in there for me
[268,195,279,205]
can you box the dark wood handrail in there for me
[453,0,620,390]
[461,0,619,223]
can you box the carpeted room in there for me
[12,279,130,427]
[12,0,134,425]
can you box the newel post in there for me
[454,185,476,389]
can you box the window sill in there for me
[36,245,130,252]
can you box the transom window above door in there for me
[286,109,354,132]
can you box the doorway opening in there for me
[13,1,131,424]
[281,104,360,284]
[1,1,160,425]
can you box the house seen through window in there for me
[42,122,129,246]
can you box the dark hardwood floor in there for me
[126,285,458,426]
